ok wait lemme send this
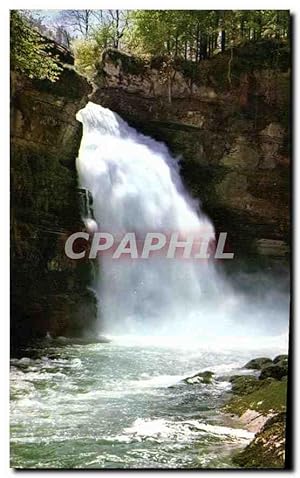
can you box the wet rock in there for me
[239,409,272,433]
[244,357,273,370]
[273,354,288,365]
[259,363,288,381]
[184,370,214,385]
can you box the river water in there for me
[10,335,287,469]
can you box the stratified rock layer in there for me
[91,40,290,260]
[11,63,96,347]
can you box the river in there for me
[10,335,287,469]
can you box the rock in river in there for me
[244,357,273,370]
[184,370,214,385]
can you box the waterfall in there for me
[75,102,288,339]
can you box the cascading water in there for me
[75,102,289,341]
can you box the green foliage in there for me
[72,39,100,79]
[93,23,115,50]
[10,10,62,82]
[127,10,290,61]
[70,10,290,80]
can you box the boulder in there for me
[273,354,288,365]
[259,363,288,381]
[184,370,214,385]
[230,375,261,396]
[244,357,273,370]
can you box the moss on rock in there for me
[224,361,288,469]
[273,354,288,365]
[224,380,287,417]
[244,357,273,370]
[259,362,288,381]
[230,375,262,396]
[233,413,286,468]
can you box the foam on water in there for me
[10,340,287,468]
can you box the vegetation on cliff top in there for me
[14,10,290,82]
[10,11,62,82]
[73,10,289,80]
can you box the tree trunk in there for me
[168,75,172,104]
[208,35,211,57]
[85,10,89,39]
[175,35,178,57]
[196,24,200,61]
[221,30,226,52]
[184,40,187,60]
[113,10,120,49]
[201,33,208,60]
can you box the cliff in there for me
[91,40,290,261]
[11,62,97,348]
[10,39,290,343]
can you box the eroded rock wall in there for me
[11,65,96,347]
[91,41,290,261]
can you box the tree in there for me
[52,23,73,48]
[72,39,100,79]
[127,10,290,61]
[93,23,115,50]
[90,11,129,50]
[106,10,129,49]
[68,9,290,81]
[58,10,94,39]
[10,10,62,82]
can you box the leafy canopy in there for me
[10,10,62,82]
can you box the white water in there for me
[76,102,289,342]
[11,340,286,469]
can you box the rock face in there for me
[11,61,97,348]
[11,39,290,342]
[91,40,290,260]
